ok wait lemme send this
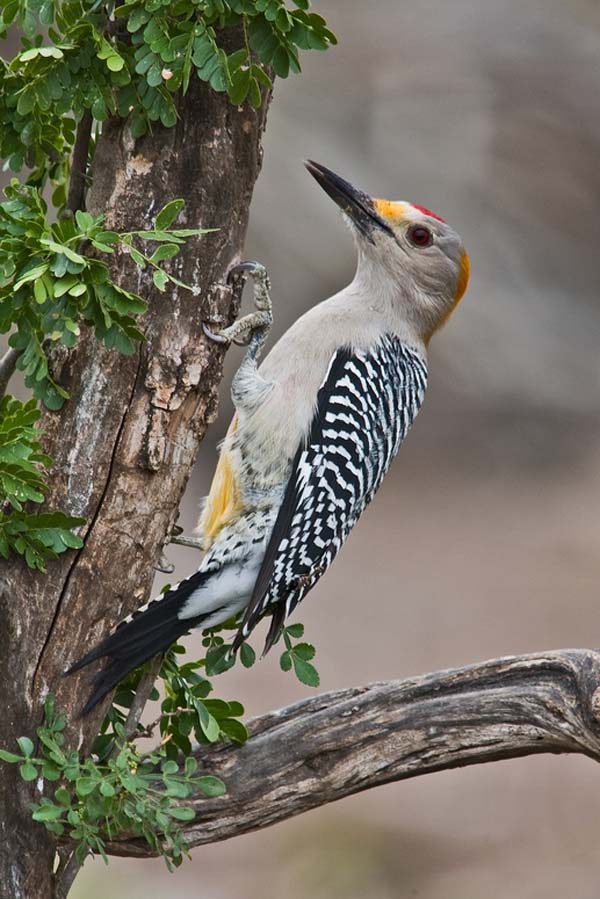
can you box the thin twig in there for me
[0,346,20,399]
[169,534,204,550]
[65,110,93,216]
[131,706,196,741]
[114,654,163,750]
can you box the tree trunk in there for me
[0,44,270,897]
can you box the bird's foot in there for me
[203,261,272,348]
[155,527,204,574]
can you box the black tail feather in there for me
[79,616,204,716]
[69,570,213,715]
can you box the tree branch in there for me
[105,648,600,856]
[0,346,20,398]
[118,655,163,746]
[65,110,92,215]
[54,850,82,899]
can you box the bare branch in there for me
[0,346,20,398]
[118,655,163,746]
[54,850,82,899]
[65,110,93,216]
[105,648,600,857]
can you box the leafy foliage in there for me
[279,621,320,686]
[0,395,84,568]
[0,622,319,867]
[0,183,208,409]
[93,641,249,761]
[0,0,337,184]
[94,617,319,761]
[0,188,207,567]
[0,694,224,868]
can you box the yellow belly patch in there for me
[199,417,242,544]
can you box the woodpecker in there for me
[69,161,470,714]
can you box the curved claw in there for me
[227,260,265,282]
[155,553,175,575]
[202,322,230,345]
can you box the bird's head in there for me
[305,160,469,342]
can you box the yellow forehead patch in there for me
[455,250,470,302]
[373,199,407,222]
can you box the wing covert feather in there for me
[234,335,428,652]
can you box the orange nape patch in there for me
[455,250,470,303]
[373,198,407,222]
[199,415,242,544]
[426,249,470,344]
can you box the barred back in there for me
[235,335,428,651]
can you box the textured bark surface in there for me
[102,649,600,855]
[0,40,270,897]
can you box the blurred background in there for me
[63,0,600,894]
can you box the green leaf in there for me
[19,762,38,781]
[17,736,34,757]
[153,270,168,292]
[0,749,21,763]
[155,199,185,230]
[41,762,61,781]
[40,240,85,264]
[167,806,196,821]
[106,54,125,72]
[240,642,256,668]
[54,787,72,806]
[291,656,320,687]
[229,68,250,106]
[14,263,49,291]
[272,45,290,78]
[129,247,146,267]
[218,718,248,744]
[195,775,225,797]
[194,701,220,743]
[75,211,94,232]
[75,777,97,796]
[19,46,63,61]
[32,802,64,821]
[285,622,304,638]
[96,231,120,246]
[33,279,47,303]
[292,642,315,661]
[149,244,179,263]
[279,650,292,672]
[164,780,190,798]
[249,76,262,108]
[184,756,198,777]
[54,276,79,297]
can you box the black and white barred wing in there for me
[234,336,428,653]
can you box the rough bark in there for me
[0,32,270,898]
[101,649,600,855]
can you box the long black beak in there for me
[304,160,394,242]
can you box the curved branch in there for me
[105,648,600,857]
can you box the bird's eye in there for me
[407,225,433,248]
